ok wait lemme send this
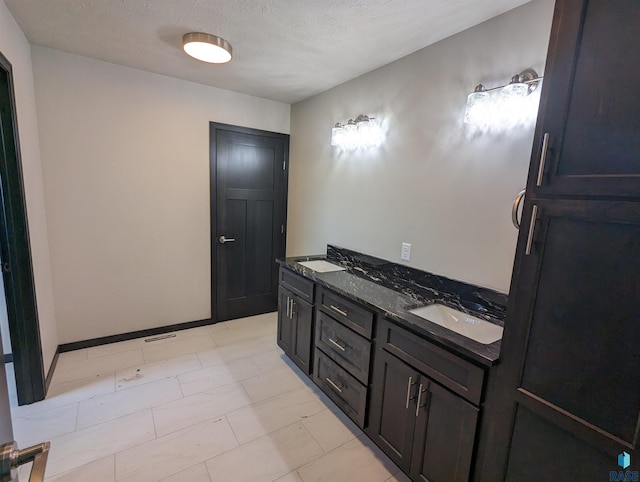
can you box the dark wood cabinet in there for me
[277,287,294,354]
[477,1,640,479]
[368,348,419,473]
[277,269,315,375]
[369,347,479,482]
[527,0,640,198]
[312,286,375,428]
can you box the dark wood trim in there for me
[44,347,59,392]
[209,122,290,322]
[2,354,12,364]
[58,318,215,352]
[0,51,46,405]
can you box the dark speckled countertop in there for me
[277,245,508,367]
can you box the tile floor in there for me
[7,312,411,482]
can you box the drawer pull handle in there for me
[330,305,348,317]
[405,376,416,409]
[325,377,343,393]
[415,383,426,417]
[328,338,346,352]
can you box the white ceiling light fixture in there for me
[183,32,233,64]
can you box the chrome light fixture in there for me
[464,84,490,125]
[331,114,383,150]
[464,69,542,126]
[502,69,539,99]
[183,32,233,63]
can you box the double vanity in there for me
[276,245,507,482]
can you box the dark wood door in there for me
[484,199,640,479]
[528,0,640,198]
[290,295,313,375]
[0,52,45,405]
[211,123,289,321]
[367,349,419,473]
[411,381,478,482]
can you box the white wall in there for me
[32,47,290,344]
[288,0,555,293]
[0,1,58,372]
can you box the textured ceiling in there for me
[5,0,531,104]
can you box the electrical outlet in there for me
[401,242,411,261]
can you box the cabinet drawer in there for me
[318,287,374,339]
[314,350,367,427]
[315,311,371,384]
[279,267,315,303]
[378,318,484,405]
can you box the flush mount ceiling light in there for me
[183,32,233,64]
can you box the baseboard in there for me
[3,353,12,364]
[58,318,215,353]
[45,346,60,392]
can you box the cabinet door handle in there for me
[328,338,346,352]
[329,305,348,317]
[325,377,343,393]
[525,204,539,256]
[415,383,426,417]
[290,300,295,318]
[405,376,416,409]
[536,132,550,186]
[286,297,290,318]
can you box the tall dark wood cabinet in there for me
[477,1,640,480]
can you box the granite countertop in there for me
[277,247,506,367]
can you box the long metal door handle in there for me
[290,299,295,319]
[512,189,526,229]
[328,338,346,352]
[405,376,415,409]
[329,305,348,317]
[325,377,343,393]
[536,133,550,186]
[1,441,50,482]
[218,235,236,244]
[525,205,539,256]
[415,384,425,417]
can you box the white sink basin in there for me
[408,304,503,344]
[297,260,346,273]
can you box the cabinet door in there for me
[277,287,293,355]
[485,199,640,479]
[527,0,640,197]
[411,381,478,482]
[290,296,313,375]
[367,349,419,473]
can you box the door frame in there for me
[0,51,46,405]
[209,122,289,322]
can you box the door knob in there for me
[0,441,50,482]
[218,235,236,244]
[512,189,526,229]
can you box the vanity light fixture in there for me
[331,114,382,150]
[464,69,542,125]
[183,32,233,63]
